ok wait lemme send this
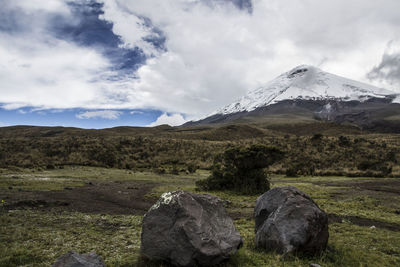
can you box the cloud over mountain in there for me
[368,40,400,89]
[1,0,400,122]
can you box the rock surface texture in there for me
[254,186,329,255]
[52,251,105,267]
[141,191,243,266]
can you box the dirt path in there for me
[2,180,158,215]
[328,213,400,232]
[311,179,400,195]
[273,178,400,195]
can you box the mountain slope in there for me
[184,65,400,132]
[216,65,397,115]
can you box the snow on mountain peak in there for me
[216,65,397,115]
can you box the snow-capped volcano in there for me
[217,65,397,115]
[183,65,400,130]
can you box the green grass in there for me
[0,167,399,266]
[274,177,400,225]
[229,219,400,267]
[0,176,85,191]
[0,210,142,266]
[39,165,208,184]
[0,166,206,192]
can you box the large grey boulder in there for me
[141,191,243,266]
[52,251,105,267]
[254,186,328,255]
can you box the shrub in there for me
[170,165,179,175]
[357,160,376,171]
[357,160,392,177]
[154,167,166,175]
[285,157,316,177]
[46,164,55,170]
[187,163,198,173]
[285,167,299,177]
[338,136,351,147]
[311,133,323,141]
[196,144,284,194]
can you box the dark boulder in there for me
[141,191,243,266]
[254,186,328,255]
[52,251,105,267]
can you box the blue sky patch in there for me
[0,107,164,129]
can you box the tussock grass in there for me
[0,210,142,266]
[0,167,399,266]
[1,123,400,178]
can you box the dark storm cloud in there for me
[368,40,400,87]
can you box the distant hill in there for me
[184,65,400,132]
[0,120,399,178]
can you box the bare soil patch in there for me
[312,179,400,195]
[328,213,400,232]
[2,180,157,215]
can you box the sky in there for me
[0,0,400,128]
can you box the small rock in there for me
[52,251,105,267]
[141,191,243,266]
[370,225,376,229]
[254,186,329,255]
[310,264,322,267]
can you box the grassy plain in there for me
[1,123,399,178]
[1,166,399,266]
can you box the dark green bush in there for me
[187,163,198,173]
[154,167,166,175]
[170,165,179,175]
[285,157,316,177]
[357,160,392,177]
[338,136,351,146]
[46,164,55,170]
[285,167,299,177]
[311,133,323,141]
[196,144,284,194]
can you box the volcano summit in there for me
[185,65,400,131]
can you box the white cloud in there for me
[130,110,144,115]
[100,0,162,57]
[1,0,400,118]
[15,0,70,13]
[101,0,400,116]
[0,35,111,109]
[148,113,186,127]
[76,110,123,120]
[368,39,400,89]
